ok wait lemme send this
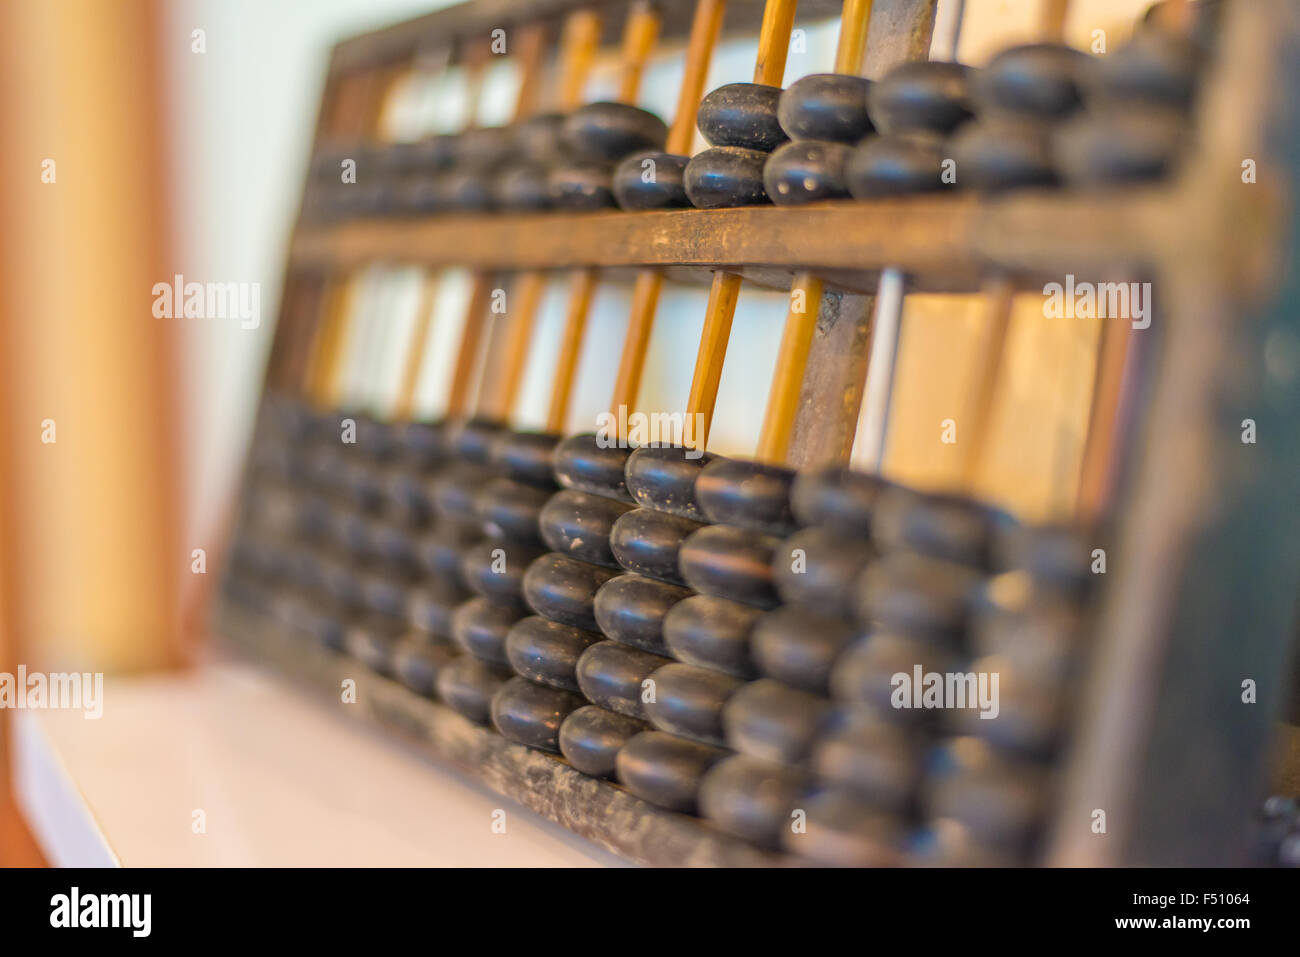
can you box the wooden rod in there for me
[666,0,729,155]
[486,270,549,421]
[609,270,666,418]
[1076,311,1134,522]
[618,0,663,103]
[753,0,799,86]
[512,23,550,117]
[755,274,822,463]
[546,268,599,433]
[833,0,874,75]
[684,270,743,451]
[958,277,1015,489]
[392,272,442,419]
[1040,0,1070,45]
[559,10,604,109]
[445,272,496,417]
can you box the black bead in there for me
[593,572,691,655]
[613,151,691,210]
[513,112,567,164]
[505,615,602,692]
[554,433,634,501]
[696,458,797,534]
[972,43,1089,119]
[949,116,1059,193]
[1053,104,1187,186]
[867,61,974,135]
[539,490,633,569]
[407,579,470,641]
[811,711,921,813]
[438,167,495,212]
[546,161,617,210]
[522,554,618,631]
[615,730,727,814]
[781,787,904,865]
[697,83,788,151]
[491,162,552,211]
[562,102,668,162]
[575,640,672,719]
[457,126,514,169]
[722,678,833,764]
[772,527,874,618]
[461,541,542,600]
[491,677,586,753]
[392,640,458,698]
[473,479,552,547]
[991,523,1094,595]
[684,146,770,208]
[490,429,562,487]
[830,630,959,717]
[699,754,810,848]
[764,139,854,205]
[436,656,512,725]
[1087,30,1200,110]
[415,521,478,585]
[778,73,874,143]
[790,465,892,533]
[644,662,745,746]
[663,593,761,678]
[751,606,856,694]
[451,596,522,665]
[610,507,702,586]
[871,486,1011,567]
[846,131,954,198]
[855,550,981,640]
[922,737,1048,853]
[450,417,506,464]
[679,524,781,608]
[625,445,717,520]
[345,615,404,676]
[559,705,649,778]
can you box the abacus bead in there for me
[368,522,421,578]
[679,524,781,608]
[474,479,551,547]
[562,102,668,162]
[504,616,601,692]
[1088,29,1200,109]
[513,112,566,164]
[416,522,478,584]
[615,731,727,814]
[764,140,854,205]
[845,131,952,198]
[782,788,903,865]
[522,554,618,631]
[491,677,586,753]
[722,679,833,765]
[393,419,448,471]
[948,117,1058,192]
[751,606,856,694]
[612,151,690,210]
[830,631,958,716]
[663,594,761,678]
[554,433,634,501]
[958,656,1065,758]
[778,73,874,143]
[773,527,873,617]
[790,465,891,533]
[923,738,1047,851]
[973,43,1089,119]
[812,712,921,813]
[696,459,797,534]
[408,580,469,641]
[451,596,522,665]
[547,162,616,210]
[457,126,514,169]
[697,83,787,151]
[644,662,745,746]
[991,523,1093,595]
[592,573,691,655]
[451,417,505,464]
[491,162,552,211]
[872,486,1009,566]
[491,429,562,487]
[439,168,495,212]
[1053,104,1187,186]
[624,446,717,520]
[609,508,701,586]
[462,541,542,600]
[436,656,512,725]
[345,615,404,675]
[539,490,634,569]
[867,61,974,135]
[360,573,407,621]
[855,551,980,639]
[433,464,486,519]
[698,755,809,848]
[559,705,649,778]
[575,640,673,719]
[392,640,458,698]
[683,147,770,209]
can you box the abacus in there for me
[218,0,1300,866]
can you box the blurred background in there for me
[0,0,1155,865]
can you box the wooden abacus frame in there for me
[220,0,1300,865]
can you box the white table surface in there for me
[14,656,624,867]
